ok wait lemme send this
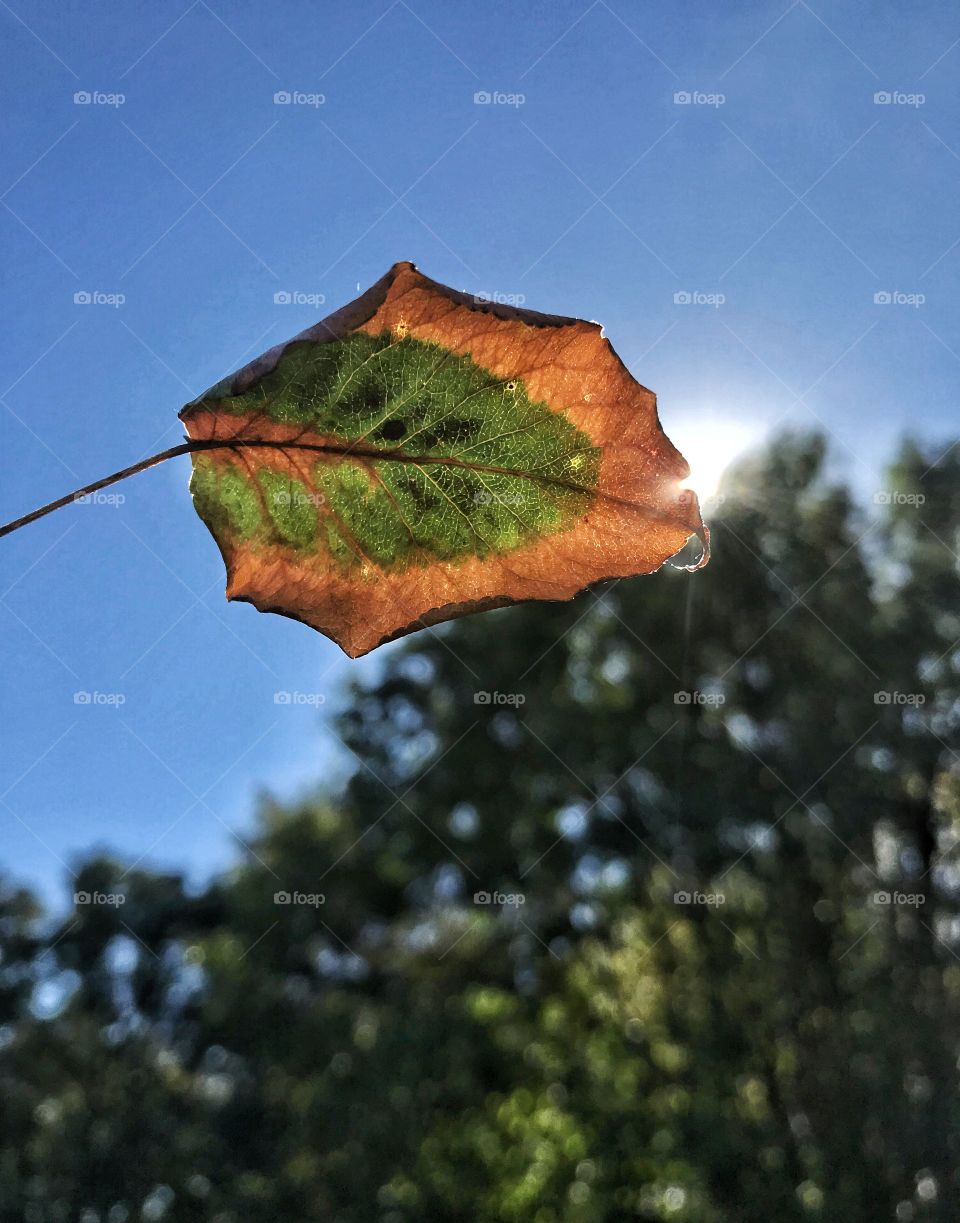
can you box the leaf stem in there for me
[0,438,709,567]
[0,443,204,538]
[0,439,367,538]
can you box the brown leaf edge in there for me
[180,262,709,657]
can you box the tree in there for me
[0,430,958,1222]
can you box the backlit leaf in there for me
[180,262,706,657]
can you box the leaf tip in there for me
[668,522,711,572]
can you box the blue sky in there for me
[2,0,958,908]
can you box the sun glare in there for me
[674,419,763,502]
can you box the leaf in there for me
[179,261,706,658]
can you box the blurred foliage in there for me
[1,431,959,1222]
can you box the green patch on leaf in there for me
[189,332,600,570]
[191,460,262,541]
[257,471,318,550]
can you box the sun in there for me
[672,418,762,502]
